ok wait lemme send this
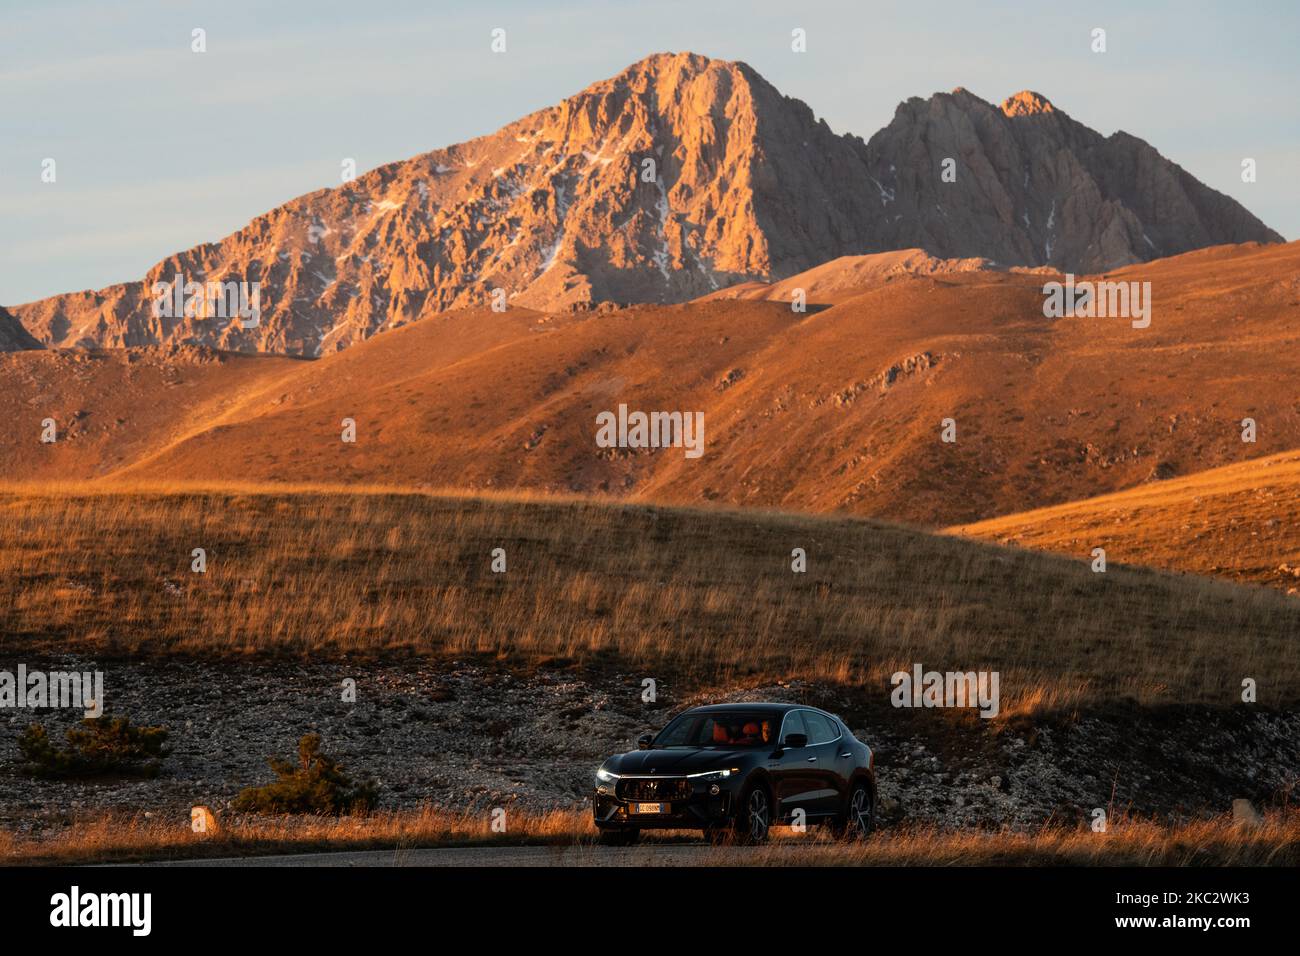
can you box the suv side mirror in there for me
[782,733,808,749]
[637,733,654,750]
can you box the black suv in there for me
[592,703,876,845]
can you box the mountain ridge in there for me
[9,51,1282,357]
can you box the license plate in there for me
[631,802,666,815]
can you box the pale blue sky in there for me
[2,0,1295,305]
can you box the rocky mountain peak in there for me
[1000,90,1056,117]
[9,54,1282,357]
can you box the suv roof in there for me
[687,702,816,715]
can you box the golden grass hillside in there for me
[5,242,1300,528]
[2,484,1296,709]
[948,449,1300,593]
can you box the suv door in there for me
[771,710,814,819]
[798,711,844,815]
[826,717,858,812]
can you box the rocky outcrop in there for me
[859,88,1282,273]
[9,54,1282,356]
[0,307,41,351]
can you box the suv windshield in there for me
[653,712,778,749]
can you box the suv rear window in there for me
[801,711,839,744]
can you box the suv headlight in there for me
[687,768,739,781]
[595,766,619,783]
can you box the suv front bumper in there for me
[592,782,736,830]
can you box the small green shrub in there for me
[233,734,378,815]
[18,716,169,779]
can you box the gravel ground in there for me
[2,656,1297,834]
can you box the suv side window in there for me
[801,711,838,745]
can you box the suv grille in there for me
[617,778,692,801]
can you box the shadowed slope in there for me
[949,449,1300,594]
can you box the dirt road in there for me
[139,844,735,867]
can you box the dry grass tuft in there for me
[4,808,1296,867]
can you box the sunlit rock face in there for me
[9,54,1281,357]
